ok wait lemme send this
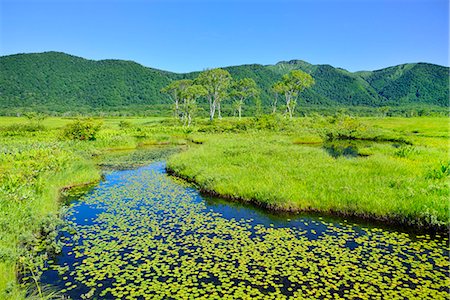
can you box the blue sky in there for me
[0,0,448,73]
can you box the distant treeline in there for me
[0,52,448,116]
[2,104,447,118]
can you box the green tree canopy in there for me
[179,84,207,126]
[195,69,232,120]
[161,79,193,118]
[274,70,315,118]
[230,78,259,119]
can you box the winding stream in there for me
[40,159,449,299]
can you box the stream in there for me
[39,154,449,299]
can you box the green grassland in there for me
[167,116,449,228]
[0,115,448,298]
[0,117,184,299]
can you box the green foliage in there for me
[361,63,449,106]
[195,68,232,120]
[118,120,132,129]
[195,69,232,97]
[320,114,369,141]
[179,84,207,126]
[62,119,102,141]
[230,78,260,118]
[1,52,447,115]
[0,52,178,113]
[161,79,193,118]
[272,70,315,118]
[23,112,47,123]
[426,162,450,180]
[0,130,102,298]
[0,117,184,297]
[0,123,45,135]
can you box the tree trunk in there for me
[217,101,222,119]
[183,109,188,126]
[187,113,192,127]
[288,107,293,119]
[238,106,242,119]
[272,93,278,114]
[291,99,296,118]
[175,99,179,119]
[209,96,216,121]
[285,93,292,119]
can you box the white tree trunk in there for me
[209,96,216,121]
[217,101,222,119]
[285,93,292,119]
[174,99,179,119]
[291,97,297,118]
[272,94,278,114]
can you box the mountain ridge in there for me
[0,51,448,114]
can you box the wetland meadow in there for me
[0,115,449,299]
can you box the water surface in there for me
[41,162,449,299]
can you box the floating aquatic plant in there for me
[40,163,449,299]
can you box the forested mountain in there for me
[0,52,180,112]
[0,52,448,114]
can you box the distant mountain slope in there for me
[0,52,180,111]
[0,52,448,113]
[360,63,449,106]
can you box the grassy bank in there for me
[167,116,449,229]
[1,115,449,298]
[0,117,185,299]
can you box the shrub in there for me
[320,114,367,141]
[62,119,102,141]
[118,120,132,129]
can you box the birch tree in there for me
[271,82,284,114]
[230,78,259,119]
[161,79,192,119]
[195,69,231,120]
[179,84,207,126]
[273,70,314,119]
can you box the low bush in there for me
[118,120,132,129]
[61,119,102,141]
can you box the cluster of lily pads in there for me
[41,163,449,299]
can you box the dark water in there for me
[40,162,449,299]
[323,141,372,158]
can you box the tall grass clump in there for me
[426,162,450,180]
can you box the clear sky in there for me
[0,0,448,73]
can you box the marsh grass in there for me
[0,117,184,299]
[1,115,448,298]
[168,117,449,229]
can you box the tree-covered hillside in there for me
[0,52,448,114]
[0,52,180,113]
[359,63,449,106]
